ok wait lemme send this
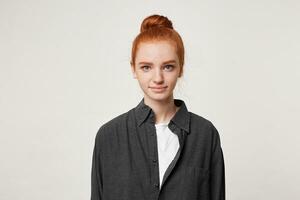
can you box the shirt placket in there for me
[145,110,187,200]
[145,110,160,200]
[159,123,186,191]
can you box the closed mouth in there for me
[150,86,167,89]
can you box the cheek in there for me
[137,77,149,88]
[137,73,151,82]
[165,74,179,84]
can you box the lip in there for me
[150,86,167,89]
[149,86,167,93]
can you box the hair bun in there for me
[140,14,173,33]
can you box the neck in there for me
[144,95,179,124]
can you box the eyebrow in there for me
[138,59,177,65]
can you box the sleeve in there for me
[91,127,104,200]
[209,122,226,200]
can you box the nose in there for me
[153,68,164,84]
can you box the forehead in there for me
[135,41,178,62]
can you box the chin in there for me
[146,93,172,102]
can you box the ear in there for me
[130,61,137,79]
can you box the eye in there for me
[164,64,174,71]
[141,65,151,72]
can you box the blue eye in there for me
[164,65,174,71]
[141,66,150,71]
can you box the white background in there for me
[1,0,299,199]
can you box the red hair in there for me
[130,14,185,77]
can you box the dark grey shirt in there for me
[91,98,225,200]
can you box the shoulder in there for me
[94,109,132,143]
[189,111,215,129]
[189,111,220,139]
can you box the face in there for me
[131,40,181,103]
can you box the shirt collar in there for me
[134,97,191,134]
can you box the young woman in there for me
[91,14,225,200]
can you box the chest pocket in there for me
[179,166,210,199]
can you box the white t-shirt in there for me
[154,121,180,189]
